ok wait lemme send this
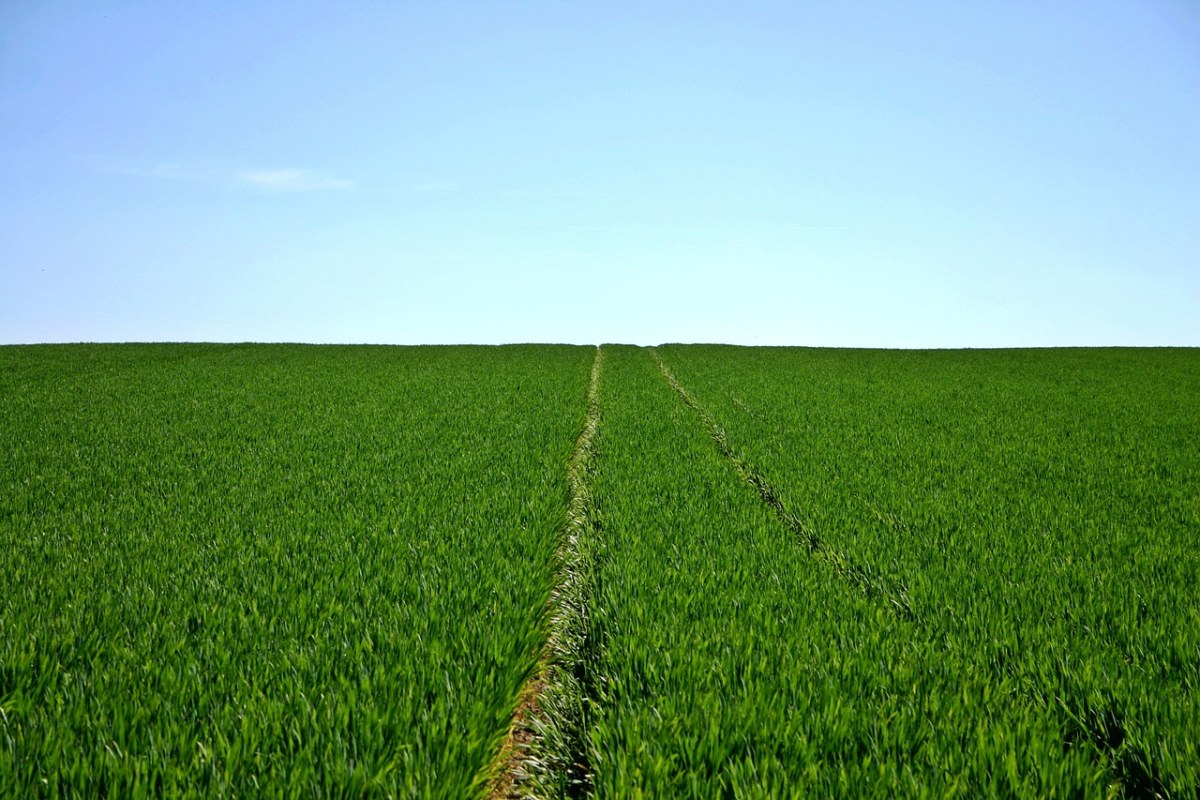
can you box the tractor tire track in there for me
[650,348,915,620]
[649,347,1169,798]
[484,346,603,800]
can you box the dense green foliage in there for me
[0,343,594,797]
[586,347,1129,797]
[653,345,1200,796]
[3,343,1196,797]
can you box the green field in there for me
[1,343,1196,797]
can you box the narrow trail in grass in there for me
[650,347,1173,797]
[484,346,603,800]
[650,348,915,620]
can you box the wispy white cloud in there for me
[91,158,351,192]
[237,169,352,191]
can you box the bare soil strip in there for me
[484,346,603,799]
[650,348,915,620]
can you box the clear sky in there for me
[2,1,1198,347]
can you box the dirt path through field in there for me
[649,347,1173,795]
[650,348,915,618]
[484,345,603,799]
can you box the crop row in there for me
[0,343,595,798]
[580,345,1157,797]
[654,344,1200,796]
[3,343,1196,797]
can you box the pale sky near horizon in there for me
[2,1,1198,347]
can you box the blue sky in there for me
[2,1,1197,346]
